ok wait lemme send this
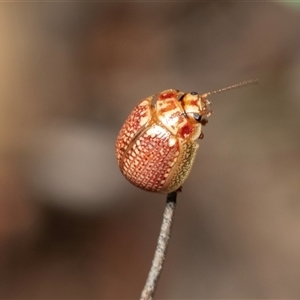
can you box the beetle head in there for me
[178,92,212,125]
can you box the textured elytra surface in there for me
[116,95,200,192]
[115,97,153,163]
[166,140,199,192]
[120,124,181,192]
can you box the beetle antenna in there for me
[202,78,258,97]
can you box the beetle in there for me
[115,79,257,193]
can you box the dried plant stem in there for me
[140,191,177,300]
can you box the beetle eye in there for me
[191,91,198,95]
[193,113,202,122]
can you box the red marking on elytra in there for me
[160,92,175,100]
[190,100,198,106]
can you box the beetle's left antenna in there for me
[202,78,258,97]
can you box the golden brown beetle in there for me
[116,79,257,193]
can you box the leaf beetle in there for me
[115,79,257,193]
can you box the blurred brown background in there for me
[1,2,300,299]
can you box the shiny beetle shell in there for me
[115,89,212,193]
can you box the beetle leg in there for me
[198,132,204,139]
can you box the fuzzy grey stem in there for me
[140,192,177,300]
